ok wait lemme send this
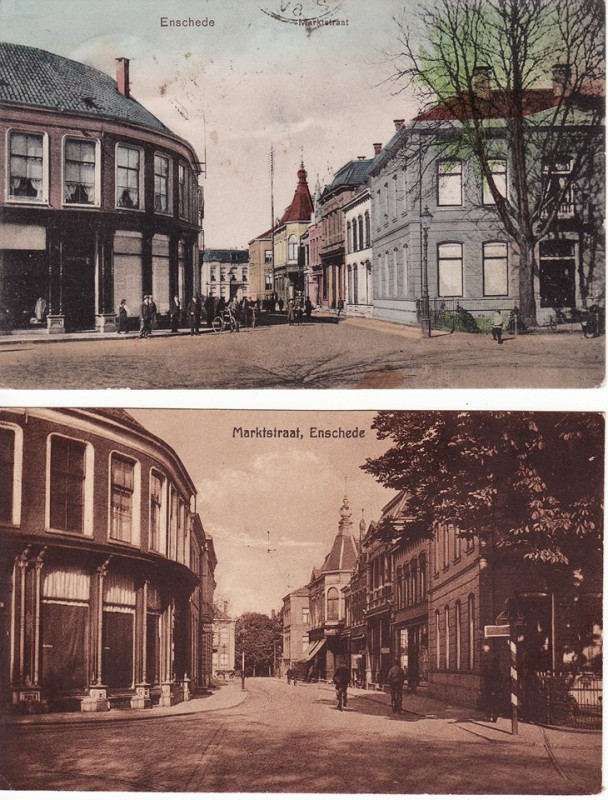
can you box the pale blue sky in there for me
[1,0,418,247]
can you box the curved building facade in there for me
[0,408,214,712]
[0,43,202,333]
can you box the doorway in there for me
[62,239,96,331]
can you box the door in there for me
[41,602,88,693]
[539,240,576,308]
[62,239,96,330]
[102,610,134,688]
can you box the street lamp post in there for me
[420,206,433,338]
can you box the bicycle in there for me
[212,308,238,333]
[335,685,348,711]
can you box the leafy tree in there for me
[363,411,602,571]
[390,0,605,325]
[235,611,283,676]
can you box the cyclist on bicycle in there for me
[387,660,406,714]
[333,662,350,711]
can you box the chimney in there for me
[393,119,405,131]
[373,143,383,155]
[223,600,229,616]
[552,63,572,103]
[357,156,366,160]
[472,67,492,101]
[116,57,130,98]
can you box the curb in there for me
[0,689,248,728]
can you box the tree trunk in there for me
[518,238,538,327]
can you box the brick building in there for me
[0,43,202,333]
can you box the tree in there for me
[390,0,605,325]
[362,412,603,578]
[235,612,283,676]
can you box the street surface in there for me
[0,316,603,389]
[1,678,601,793]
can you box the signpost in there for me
[484,604,524,736]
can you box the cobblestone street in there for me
[1,679,601,793]
[0,316,603,389]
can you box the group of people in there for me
[286,296,314,326]
[331,660,408,714]
[286,667,298,685]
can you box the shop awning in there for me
[303,638,326,661]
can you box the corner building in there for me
[0,43,202,333]
[0,408,215,712]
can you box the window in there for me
[454,527,462,561]
[442,524,450,569]
[364,211,370,247]
[346,222,352,253]
[327,587,339,620]
[438,243,463,297]
[154,154,171,213]
[110,455,135,543]
[0,427,15,523]
[9,131,46,201]
[419,554,426,600]
[64,138,97,205]
[116,145,142,209]
[444,606,450,669]
[438,161,462,205]
[396,567,403,608]
[358,216,364,248]
[169,486,178,560]
[288,235,298,262]
[410,559,417,604]
[149,470,166,553]
[435,609,441,669]
[468,594,475,669]
[542,157,574,217]
[483,242,508,296]
[50,437,86,533]
[302,633,309,652]
[264,249,272,264]
[178,163,189,219]
[455,601,462,669]
[302,608,310,625]
[483,159,507,205]
[265,272,273,290]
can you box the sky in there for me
[130,409,394,617]
[0,0,419,248]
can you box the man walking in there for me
[387,659,406,714]
[333,661,350,710]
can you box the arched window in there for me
[455,600,462,670]
[410,558,418,604]
[396,567,403,608]
[364,211,371,247]
[419,553,426,600]
[435,609,441,669]
[346,222,351,253]
[327,587,339,620]
[288,235,298,262]
[468,594,475,670]
[444,605,450,669]
[352,219,358,251]
[358,216,364,250]
[404,566,410,606]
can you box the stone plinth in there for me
[81,685,110,712]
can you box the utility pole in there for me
[269,146,276,302]
[241,649,245,692]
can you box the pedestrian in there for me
[333,661,350,710]
[482,647,504,722]
[149,295,157,334]
[170,295,181,333]
[242,297,251,328]
[387,659,406,713]
[139,295,151,339]
[216,296,226,317]
[337,297,344,319]
[295,299,303,325]
[287,298,295,326]
[304,296,313,321]
[278,297,284,313]
[187,295,200,335]
[34,296,47,323]
[204,294,215,328]
[491,310,504,344]
[286,667,292,685]
[117,299,129,334]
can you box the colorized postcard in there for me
[0,407,602,792]
[0,0,604,389]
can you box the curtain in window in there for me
[50,437,85,532]
[10,132,43,199]
[64,139,95,204]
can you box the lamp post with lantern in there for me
[420,206,433,337]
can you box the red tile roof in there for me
[279,164,314,224]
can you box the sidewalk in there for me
[313,680,602,751]
[1,681,247,727]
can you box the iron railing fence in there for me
[524,672,602,730]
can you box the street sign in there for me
[484,624,511,638]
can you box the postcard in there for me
[0,407,602,792]
[0,0,604,389]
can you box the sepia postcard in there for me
[0,407,602,793]
[0,0,604,389]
